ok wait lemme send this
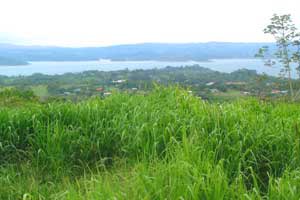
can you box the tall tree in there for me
[256,14,300,100]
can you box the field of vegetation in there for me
[1,87,300,199]
[0,66,294,102]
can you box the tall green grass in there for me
[1,87,300,199]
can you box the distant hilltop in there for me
[0,42,275,66]
[0,56,28,66]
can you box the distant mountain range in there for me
[0,42,275,66]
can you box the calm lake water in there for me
[0,59,283,77]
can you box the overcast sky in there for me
[0,0,299,47]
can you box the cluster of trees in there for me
[0,65,290,101]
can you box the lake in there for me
[0,59,283,77]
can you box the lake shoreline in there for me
[0,59,283,77]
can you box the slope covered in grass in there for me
[1,87,300,199]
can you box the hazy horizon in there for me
[1,0,299,47]
[0,40,276,48]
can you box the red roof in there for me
[96,87,103,91]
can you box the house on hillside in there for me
[112,79,126,84]
[242,91,250,95]
[206,82,215,86]
[225,81,246,85]
[96,87,104,92]
[104,92,112,96]
[271,89,281,94]
[210,89,219,93]
[74,88,81,93]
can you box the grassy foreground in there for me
[1,87,300,199]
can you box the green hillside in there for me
[1,87,300,199]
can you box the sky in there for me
[0,0,299,47]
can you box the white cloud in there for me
[0,0,299,46]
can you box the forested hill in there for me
[0,42,275,65]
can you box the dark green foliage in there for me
[0,88,37,107]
